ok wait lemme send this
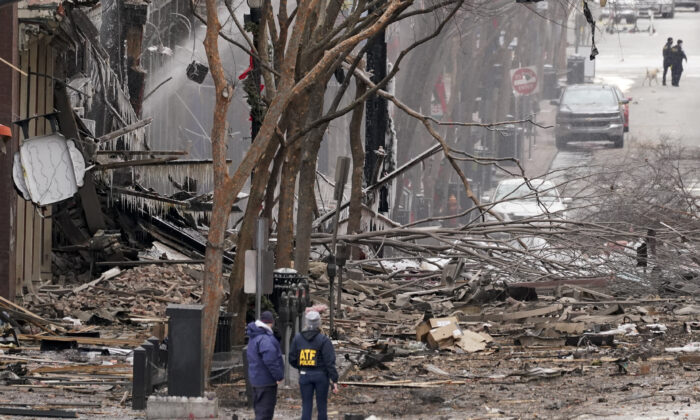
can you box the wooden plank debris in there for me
[30,364,132,375]
[18,334,143,347]
[0,295,65,333]
[95,259,205,267]
[516,277,610,290]
[72,267,121,294]
[497,304,564,321]
[0,407,77,418]
[339,380,468,388]
[90,286,180,303]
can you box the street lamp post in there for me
[245,0,263,142]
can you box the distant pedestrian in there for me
[646,228,657,257]
[246,311,285,420]
[670,40,688,87]
[662,37,673,86]
[636,240,648,272]
[290,310,339,420]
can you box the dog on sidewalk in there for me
[642,68,659,86]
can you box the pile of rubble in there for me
[0,252,698,418]
[267,264,700,418]
[25,265,202,325]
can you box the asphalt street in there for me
[544,9,700,189]
[594,9,700,146]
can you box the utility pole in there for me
[364,0,389,214]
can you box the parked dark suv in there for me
[552,84,627,149]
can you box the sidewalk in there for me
[522,100,558,178]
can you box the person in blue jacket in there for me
[246,311,284,420]
[289,310,339,420]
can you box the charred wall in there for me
[0,3,18,299]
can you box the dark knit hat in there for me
[260,311,275,324]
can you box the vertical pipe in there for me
[283,324,291,387]
[336,269,343,316]
[255,217,268,320]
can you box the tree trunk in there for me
[201,0,233,384]
[276,123,303,268]
[263,144,285,223]
[294,84,328,275]
[228,138,279,345]
[293,138,322,274]
[347,80,367,259]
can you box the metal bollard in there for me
[297,285,305,333]
[279,292,291,387]
[147,336,160,366]
[166,304,204,397]
[141,340,154,394]
[279,292,290,353]
[132,347,147,410]
[290,285,299,337]
[286,289,298,387]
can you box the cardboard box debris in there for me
[427,322,460,349]
[455,330,491,353]
[429,316,459,328]
[417,317,461,346]
[415,321,431,342]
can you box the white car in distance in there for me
[485,179,569,222]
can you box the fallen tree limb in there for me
[339,380,468,388]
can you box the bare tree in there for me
[198,0,476,377]
[196,0,584,378]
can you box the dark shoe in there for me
[662,82,666,86]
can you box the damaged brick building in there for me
[0,0,196,300]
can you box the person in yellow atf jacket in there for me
[289,311,339,420]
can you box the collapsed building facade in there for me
[0,1,247,298]
[0,0,212,299]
